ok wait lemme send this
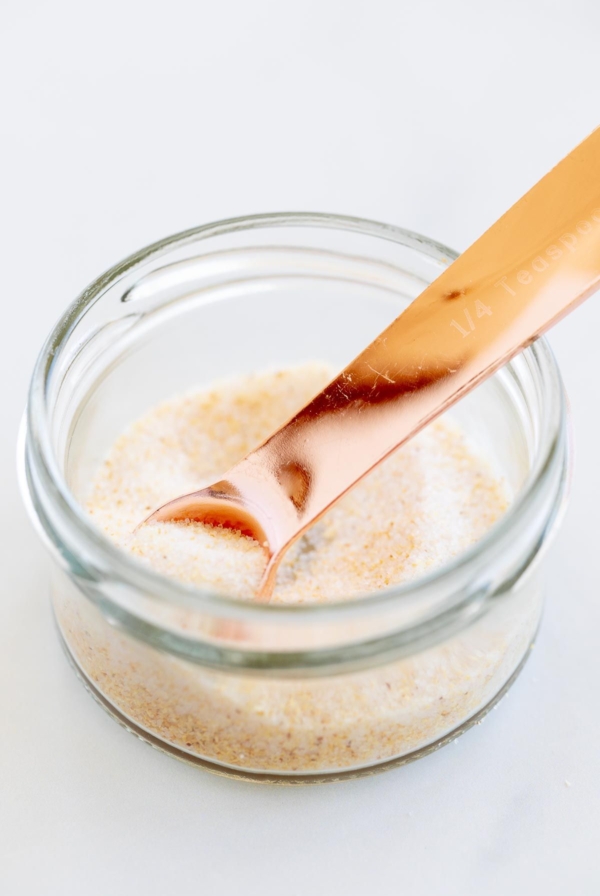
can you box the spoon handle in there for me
[245,127,600,559]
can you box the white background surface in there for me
[2,1,599,893]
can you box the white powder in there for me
[52,361,541,778]
[86,363,509,602]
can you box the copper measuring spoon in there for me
[142,126,600,600]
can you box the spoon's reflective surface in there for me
[144,126,600,599]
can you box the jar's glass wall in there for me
[25,216,568,781]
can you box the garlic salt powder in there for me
[55,366,539,778]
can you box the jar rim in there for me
[22,211,568,628]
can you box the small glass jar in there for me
[21,213,569,783]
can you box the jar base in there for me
[56,623,536,785]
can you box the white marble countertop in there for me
[2,1,599,893]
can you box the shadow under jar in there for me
[21,213,569,783]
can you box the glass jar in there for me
[20,213,569,783]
